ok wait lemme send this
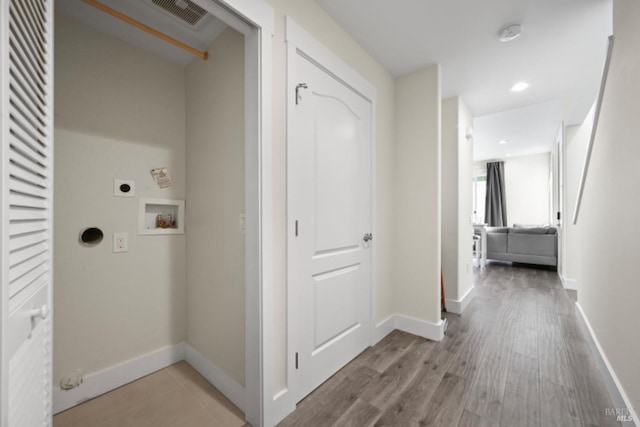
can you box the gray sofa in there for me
[485,226,558,266]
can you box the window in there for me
[473,174,486,224]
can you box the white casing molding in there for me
[445,286,476,314]
[273,388,294,426]
[53,343,185,415]
[575,303,638,426]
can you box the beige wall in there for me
[185,28,246,386]
[53,15,186,383]
[563,105,595,284]
[393,66,442,324]
[578,0,640,413]
[441,97,473,302]
[265,0,397,394]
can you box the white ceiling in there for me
[315,0,612,160]
[473,100,564,161]
[56,0,227,65]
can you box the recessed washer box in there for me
[138,198,185,235]
[114,179,136,197]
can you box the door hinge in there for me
[295,220,299,237]
[296,83,308,105]
[295,352,299,370]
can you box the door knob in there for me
[29,304,49,321]
[363,233,373,242]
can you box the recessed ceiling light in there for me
[499,140,508,145]
[506,153,511,157]
[499,24,522,42]
[510,82,530,92]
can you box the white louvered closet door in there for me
[1,0,54,425]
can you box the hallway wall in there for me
[393,66,441,324]
[578,0,640,415]
[563,104,595,285]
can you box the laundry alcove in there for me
[53,3,246,415]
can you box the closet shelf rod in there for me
[82,0,208,60]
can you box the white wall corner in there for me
[374,315,445,343]
[53,343,185,414]
[373,315,396,345]
[575,303,638,426]
[184,344,246,413]
[445,286,476,314]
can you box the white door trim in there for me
[282,16,378,422]
[181,1,274,426]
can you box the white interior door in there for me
[1,0,54,425]
[289,53,372,402]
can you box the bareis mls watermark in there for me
[605,407,634,422]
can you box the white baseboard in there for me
[575,303,638,426]
[374,314,445,343]
[562,276,578,291]
[184,344,245,413]
[53,343,185,414]
[445,286,475,314]
[395,315,445,341]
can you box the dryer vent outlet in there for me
[151,0,208,26]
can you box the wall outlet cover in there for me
[113,232,128,253]
[114,179,136,197]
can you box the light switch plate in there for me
[239,213,246,234]
[113,232,128,253]
[114,179,135,197]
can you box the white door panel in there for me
[313,95,362,254]
[313,264,360,350]
[290,53,372,402]
[1,0,54,425]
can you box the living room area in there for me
[472,142,560,270]
[467,82,575,272]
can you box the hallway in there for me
[279,264,620,426]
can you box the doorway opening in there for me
[48,1,272,425]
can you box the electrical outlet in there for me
[113,232,128,253]
[114,179,135,197]
[239,213,246,234]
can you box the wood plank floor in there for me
[279,262,621,427]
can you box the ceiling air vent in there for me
[151,0,208,26]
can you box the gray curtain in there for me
[485,161,507,226]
